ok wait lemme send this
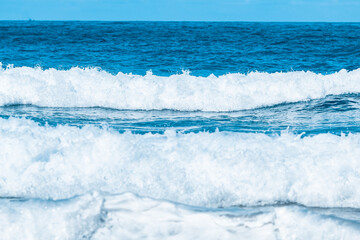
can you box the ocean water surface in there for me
[1,21,360,239]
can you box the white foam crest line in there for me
[1,65,360,111]
[1,118,360,208]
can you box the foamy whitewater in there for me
[1,21,360,239]
[2,117,360,208]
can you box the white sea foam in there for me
[1,64,360,111]
[1,118,360,208]
[1,192,360,240]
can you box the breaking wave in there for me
[1,64,360,111]
[1,117,360,208]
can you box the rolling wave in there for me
[1,64,360,111]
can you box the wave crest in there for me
[1,65,360,111]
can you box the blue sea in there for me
[1,21,360,239]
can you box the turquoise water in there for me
[1,21,360,75]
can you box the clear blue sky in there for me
[0,0,359,22]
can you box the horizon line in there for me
[1,19,360,23]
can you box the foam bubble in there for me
[1,118,360,208]
[1,65,360,111]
